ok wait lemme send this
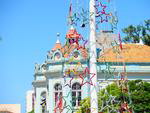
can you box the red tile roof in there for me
[52,43,62,51]
[66,29,81,39]
[98,44,150,62]
[61,44,88,59]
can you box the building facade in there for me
[32,27,150,113]
[0,104,21,113]
[26,90,35,113]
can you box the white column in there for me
[48,79,54,113]
[46,84,50,113]
[89,0,98,113]
[34,88,46,113]
[34,88,40,113]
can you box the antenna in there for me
[56,33,60,43]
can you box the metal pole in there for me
[89,0,98,112]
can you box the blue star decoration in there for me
[78,8,90,28]
[101,63,116,80]
[68,13,80,26]
[67,3,80,26]
[109,12,118,31]
[61,91,75,113]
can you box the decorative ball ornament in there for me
[81,23,85,27]
[57,33,60,37]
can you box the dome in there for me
[52,39,62,51]
[66,27,81,39]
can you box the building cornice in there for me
[32,80,47,87]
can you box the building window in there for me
[54,52,61,61]
[54,83,63,112]
[40,92,46,113]
[73,51,80,58]
[72,83,81,107]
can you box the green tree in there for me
[122,25,141,43]
[128,80,150,112]
[142,20,150,46]
[28,110,34,113]
[122,19,150,46]
[76,83,124,113]
[76,80,150,113]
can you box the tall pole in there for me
[89,0,98,113]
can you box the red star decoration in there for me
[95,2,107,17]
[79,67,95,86]
[94,1,110,24]
[54,96,63,113]
[99,13,109,23]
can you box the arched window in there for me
[54,52,61,61]
[73,51,80,58]
[40,92,46,113]
[54,83,63,112]
[72,83,81,107]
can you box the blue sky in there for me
[0,0,149,113]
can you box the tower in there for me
[66,26,81,45]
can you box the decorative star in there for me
[94,1,107,17]
[54,96,63,113]
[99,90,119,112]
[101,63,116,80]
[118,33,123,50]
[64,76,74,88]
[94,1,111,29]
[79,8,89,27]
[62,91,74,113]
[99,13,110,23]
[79,67,96,86]
[109,12,118,30]
[110,40,122,54]
[68,3,80,26]
[72,13,80,26]
[90,98,100,112]
[80,36,88,48]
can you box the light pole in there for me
[89,0,98,113]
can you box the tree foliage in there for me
[76,80,150,113]
[28,110,34,113]
[122,19,150,46]
[128,80,150,112]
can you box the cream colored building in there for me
[0,104,21,113]
[26,90,35,113]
